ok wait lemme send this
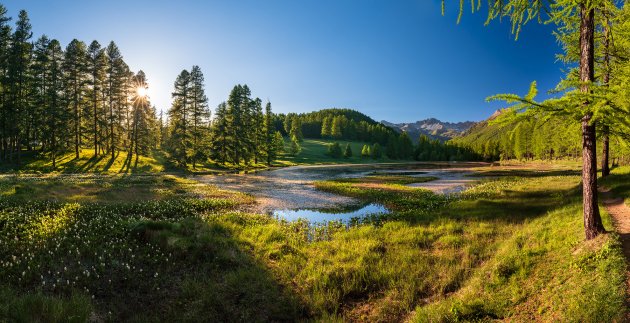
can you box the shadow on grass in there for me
[473,169,581,178]
[0,200,306,321]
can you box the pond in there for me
[196,162,485,222]
[272,203,389,223]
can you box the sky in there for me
[2,0,564,123]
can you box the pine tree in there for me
[371,143,382,159]
[63,39,88,159]
[273,131,285,157]
[343,143,352,158]
[209,102,230,164]
[251,98,265,164]
[87,40,106,156]
[290,134,301,155]
[45,39,64,168]
[321,116,331,138]
[328,142,342,158]
[361,144,370,158]
[29,35,50,153]
[7,10,32,164]
[263,101,276,166]
[289,115,303,142]
[130,70,154,165]
[0,5,11,161]
[167,69,191,166]
[188,65,210,168]
[447,0,609,239]
[331,116,342,139]
[398,132,414,159]
[105,41,125,160]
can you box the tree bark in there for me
[580,3,605,240]
[601,13,611,177]
[602,125,610,177]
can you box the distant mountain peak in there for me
[382,118,476,141]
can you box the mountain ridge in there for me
[382,118,477,141]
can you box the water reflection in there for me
[272,203,389,223]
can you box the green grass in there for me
[0,140,404,174]
[0,170,625,321]
[276,139,398,165]
[0,149,168,174]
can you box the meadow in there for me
[0,139,397,175]
[0,165,626,322]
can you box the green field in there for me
[0,168,625,321]
[0,139,400,174]
[276,138,396,166]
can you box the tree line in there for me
[0,6,159,168]
[164,82,284,167]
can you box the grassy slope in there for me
[0,139,397,174]
[275,138,396,166]
[0,149,168,174]
[0,169,625,321]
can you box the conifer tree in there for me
[446,0,611,239]
[361,144,370,158]
[290,134,301,155]
[105,41,125,159]
[87,40,106,156]
[7,10,32,164]
[371,143,382,159]
[0,5,11,161]
[45,39,64,168]
[167,69,191,166]
[263,101,276,166]
[343,143,353,158]
[331,116,342,139]
[321,116,331,138]
[209,102,230,164]
[63,39,88,159]
[188,65,210,168]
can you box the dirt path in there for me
[599,187,630,318]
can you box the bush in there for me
[343,144,353,158]
[361,144,371,158]
[327,142,342,158]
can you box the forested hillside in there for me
[452,110,630,163]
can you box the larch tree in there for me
[63,39,88,159]
[45,39,64,168]
[446,0,618,239]
[7,10,32,164]
[29,35,50,152]
[0,4,11,161]
[263,101,277,165]
[188,65,210,168]
[167,69,191,166]
[105,41,124,159]
[87,40,106,157]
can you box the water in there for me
[272,203,389,223]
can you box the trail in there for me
[599,187,630,319]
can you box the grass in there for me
[0,140,405,174]
[0,149,168,174]
[276,139,398,165]
[0,168,626,321]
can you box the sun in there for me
[136,86,148,98]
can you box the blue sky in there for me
[3,0,563,123]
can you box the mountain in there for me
[382,118,477,141]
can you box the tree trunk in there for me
[601,15,611,177]
[580,4,605,240]
[602,125,610,177]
